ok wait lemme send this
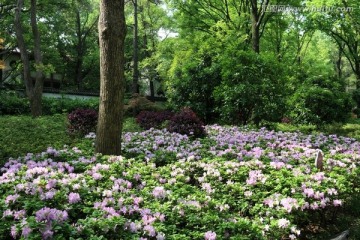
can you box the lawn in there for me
[0,114,360,239]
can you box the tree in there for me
[132,0,140,94]
[307,0,360,86]
[14,0,44,117]
[96,0,126,155]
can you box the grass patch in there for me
[0,114,141,166]
[0,114,77,165]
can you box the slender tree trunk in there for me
[14,0,32,96]
[30,0,43,117]
[75,10,83,90]
[14,0,43,117]
[356,62,360,89]
[250,0,260,53]
[336,48,342,80]
[96,0,126,155]
[132,0,139,94]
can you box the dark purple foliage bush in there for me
[136,110,174,130]
[68,108,98,136]
[167,107,206,138]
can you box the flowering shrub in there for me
[167,107,206,138]
[1,126,360,239]
[136,110,174,130]
[67,108,98,136]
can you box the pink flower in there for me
[11,225,17,239]
[204,231,216,240]
[278,218,290,228]
[333,199,342,206]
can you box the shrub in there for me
[213,51,287,125]
[167,107,205,138]
[288,80,353,125]
[42,97,98,115]
[165,53,221,123]
[67,108,98,136]
[136,110,174,130]
[0,91,30,115]
[124,94,162,117]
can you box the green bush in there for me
[0,91,30,115]
[0,90,99,116]
[213,51,287,125]
[124,94,164,117]
[165,53,221,123]
[288,76,353,125]
[42,97,99,115]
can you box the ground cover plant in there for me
[0,115,141,166]
[1,125,360,239]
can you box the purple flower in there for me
[35,207,68,223]
[143,225,156,237]
[11,225,17,239]
[13,210,26,220]
[68,192,81,204]
[92,172,103,180]
[204,231,216,240]
[21,226,32,238]
[5,194,20,205]
[152,186,167,199]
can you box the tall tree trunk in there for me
[251,3,260,53]
[96,0,126,155]
[14,0,43,117]
[75,10,83,90]
[30,0,44,117]
[356,61,360,89]
[132,0,139,94]
[335,47,342,80]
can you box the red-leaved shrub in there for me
[68,108,98,136]
[136,110,174,130]
[167,107,206,138]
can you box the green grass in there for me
[275,119,360,141]
[0,114,76,165]
[0,114,142,166]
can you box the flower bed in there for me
[1,126,360,239]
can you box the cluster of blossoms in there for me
[0,125,359,239]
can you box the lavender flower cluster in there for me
[0,125,359,239]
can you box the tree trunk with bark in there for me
[96,0,126,155]
[250,0,269,54]
[132,0,140,94]
[14,0,44,117]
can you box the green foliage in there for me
[124,94,165,117]
[288,76,353,125]
[166,43,221,123]
[0,91,99,115]
[0,114,79,166]
[213,51,287,125]
[0,91,30,115]
[42,97,99,115]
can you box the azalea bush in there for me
[1,125,360,239]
